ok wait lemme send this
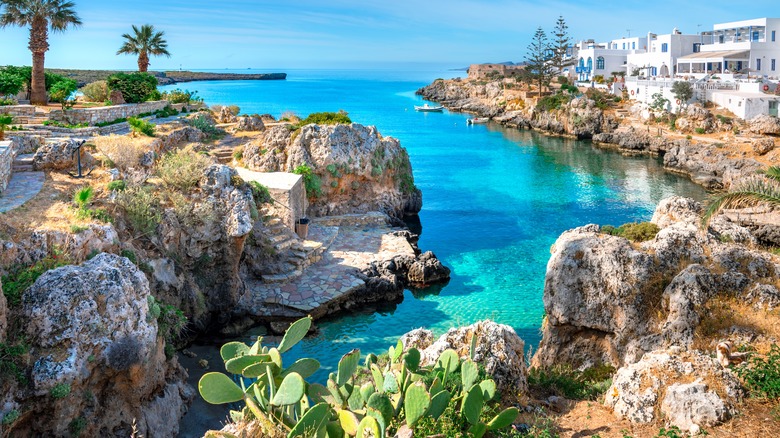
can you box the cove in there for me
[164,69,708,434]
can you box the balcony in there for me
[575,66,592,73]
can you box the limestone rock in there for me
[748,114,780,135]
[109,89,125,105]
[399,328,435,351]
[244,123,421,219]
[32,139,94,171]
[745,283,780,310]
[407,251,451,284]
[217,106,237,124]
[752,138,775,155]
[412,320,528,394]
[651,196,703,228]
[10,134,45,154]
[604,350,742,432]
[233,115,265,132]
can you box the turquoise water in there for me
[162,69,708,381]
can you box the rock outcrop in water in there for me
[1,254,193,437]
[243,123,422,219]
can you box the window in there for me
[661,43,668,53]
[757,58,762,71]
[693,43,701,53]
[773,30,776,42]
[622,42,625,49]
[632,42,636,49]
[772,59,776,71]
[753,31,760,41]
[587,57,593,71]
[596,57,605,69]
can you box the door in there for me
[770,101,779,117]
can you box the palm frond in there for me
[759,166,780,182]
[702,176,780,226]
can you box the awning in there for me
[677,50,750,63]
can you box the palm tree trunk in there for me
[138,52,150,72]
[28,18,50,106]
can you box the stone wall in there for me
[468,64,526,80]
[0,105,35,117]
[0,140,15,195]
[49,100,170,125]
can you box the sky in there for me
[0,0,776,70]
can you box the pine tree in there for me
[525,27,554,97]
[551,16,574,72]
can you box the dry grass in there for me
[693,296,780,353]
[90,134,154,171]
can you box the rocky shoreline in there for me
[417,78,780,192]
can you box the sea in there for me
[162,68,709,435]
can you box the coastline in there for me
[46,68,287,87]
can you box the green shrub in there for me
[107,180,126,191]
[695,127,706,134]
[248,181,273,204]
[79,80,110,102]
[69,225,88,234]
[0,115,13,141]
[293,164,323,198]
[293,111,352,129]
[161,88,201,104]
[187,114,223,139]
[127,117,155,137]
[95,117,127,127]
[735,344,780,399]
[537,92,572,112]
[617,222,660,242]
[106,72,159,103]
[68,417,87,437]
[0,342,28,383]
[156,149,211,191]
[73,186,94,210]
[120,249,137,264]
[153,105,179,118]
[2,255,69,306]
[1,409,20,426]
[48,78,78,109]
[0,70,24,97]
[528,364,614,400]
[655,426,684,438]
[115,186,162,236]
[50,383,71,399]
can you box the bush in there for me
[161,88,201,104]
[602,222,660,242]
[0,342,28,383]
[292,164,322,198]
[127,116,155,137]
[92,135,150,171]
[106,72,159,103]
[50,383,71,399]
[156,148,211,191]
[79,80,110,102]
[695,127,706,135]
[0,70,24,97]
[249,181,273,204]
[1,409,20,426]
[537,92,572,112]
[528,364,614,400]
[115,186,162,236]
[48,78,78,108]
[107,180,126,191]
[73,186,94,210]
[187,114,223,138]
[735,344,780,399]
[2,255,69,306]
[294,111,351,129]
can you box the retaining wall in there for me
[0,105,36,117]
[0,140,15,195]
[49,101,170,125]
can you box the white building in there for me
[574,37,647,82]
[626,29,701,77]
[677,18,780,79]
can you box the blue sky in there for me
[0,0,775,70]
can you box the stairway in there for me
[12,153,34,172]
[257,216,330,284]
[210,146,237,164]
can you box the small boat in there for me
[466,117,489,125]
[414,104,444,112]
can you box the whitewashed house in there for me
[574,37,647,82]
[626,29,701,78]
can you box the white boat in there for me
[414,104,444,112]
[466,117,489,125]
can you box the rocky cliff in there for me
[0,254,193,437]
[243,123,422,219]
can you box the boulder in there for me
[402,320,528,394]
[748,114,780,135]
[10,134,45,154]
[15,253,192,437]
[32,139,94,171]
[109,89,125,105]
[233,115,265,132]
[752,137,775,155]
[651,196,703,229]
[407,251,451,284]
[604,350,743,433]
[217,106,237,124]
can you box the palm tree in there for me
[0,0,81,105]
[702,166,780,226]
[117,24,170,72]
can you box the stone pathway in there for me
[242,215,416,317]
[0,170,45,213]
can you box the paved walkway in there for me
[242,216,416,317]
[0,171,45,213]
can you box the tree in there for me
[48,76,75,109]
[702,167,780,226]
[117,24,171,72]
[524,27,554,97]
[671,81,694,109]
[550,16,573,72]
[0,70,24,96]
[0,0,82,105]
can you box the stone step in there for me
[270,233,292,244]
[12,165,34,172]
[275,238,299,251]
[265,218,282,227]
[262,269,303,284]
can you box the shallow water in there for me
[165,70,708,435]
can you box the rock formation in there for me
[533,196,779,370]
[1,253,192,437]
[749,114,780,135]
[243,123,422,219]
[400,320,528,394]
[233,115,265,132]
[32,139,95,171]
[0,224,119,270]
